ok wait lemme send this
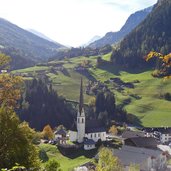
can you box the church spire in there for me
[79,77,84,114]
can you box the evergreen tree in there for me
[105,92,116,119]
[95,91,105,118]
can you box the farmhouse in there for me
[143,127,171,144]
[69,78,106,150]
[114,145,167,171]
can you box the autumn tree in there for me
[96,147,123,171]
[0,106,40,170]
[0,54,40,170]
[0,53,23,108]
[145,51,171,78]
[108,125,118,135]
[42,124,54,140]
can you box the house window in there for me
[95,134,96,138]
[78,118,79,123]
[98,133,100,137]
[91,134,92,138]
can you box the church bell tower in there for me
[77,78,85,143]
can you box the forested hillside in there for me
[18,79,74,130]
[111,0,171,68]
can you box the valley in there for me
[12,52,171,127]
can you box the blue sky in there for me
[0,0,157,47]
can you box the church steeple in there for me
[79,77,84,115]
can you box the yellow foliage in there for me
[0,53,11,69]
[108,125,118,135]
[42,124,54,140]
[0,73,23,108]
[96,147,123,171]
[145,51,171,78]
[145,51,162,61]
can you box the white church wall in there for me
[85,132,106,142]
[69,131,77,142]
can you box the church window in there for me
[91,134,92,138]
[98,133,100,137]
[95,133,96,137]
[78,118,80,123]
[82,118,84,123]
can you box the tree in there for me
[45,159,61,171]
[0,54,23,108]
[145,51,171,78]
[96,147,123,171]
[42,124,54,140]
[105,92,116,119]
[0,53,11,70]
[128,164,140,171]
[0,106,40,170]
[0,54,40,170]
[108,125,118,135]
[95,91,105,118]
[0,74,23,108]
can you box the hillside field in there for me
[12,53,171,127]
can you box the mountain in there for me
[0,18,65,69]
[28,29,56,43]
[89,6,153,48]
[82,35,101,47]
[111,0,171,68]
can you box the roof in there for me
[70,119,106,133]
[85,120,106,133]
[143,127,171,134]
[55,129,67,135]
[124,137,159,149]
[122,130,145,139]
[84,139,96,145]
[114,145,162,166]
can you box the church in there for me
[69,78,107,150]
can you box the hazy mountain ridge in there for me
[0,18,65,69]
[89,6,153,48]
[111,0,171,68]
[28,29,56,43]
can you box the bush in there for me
[44,159,61,171]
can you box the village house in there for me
[143,127,171,144]
[122,130,146,139]
[114,145,167,171]
[124,137,159,149]
[69,78,107,150]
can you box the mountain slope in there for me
[89,6,153,48]
[83,35,101,47]
[28,29,56,43]
[111,0,171,68]
[0,18,64,65]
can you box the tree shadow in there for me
[57,144,98,159]
[61,68,71,77]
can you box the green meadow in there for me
[13,53,171,127]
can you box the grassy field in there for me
[12,54,171,127]
[39,143,93,171]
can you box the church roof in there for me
[69,119,106,133]
[85,120,106,133]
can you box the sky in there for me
[0,0,157,47]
